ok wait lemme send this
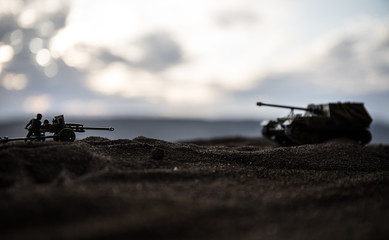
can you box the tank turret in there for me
[257,101,372,145]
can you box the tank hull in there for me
[259,102,372,146]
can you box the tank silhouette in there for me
[256,102,373,145]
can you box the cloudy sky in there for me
[0,0,388,122]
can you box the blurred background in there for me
[1,0,388,143]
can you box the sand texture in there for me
[0,137,388,240]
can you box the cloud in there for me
[85,61,221,105]
[214,8,260,28]
[98,49,130,64]
[225,17,389,119]
[134,32,184,72]
[0,15,19,38]
[0,0,98,101]
[308,18,389,94]
[258,17,389,95]
[50,0,294,96]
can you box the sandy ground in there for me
[0,137,388,240]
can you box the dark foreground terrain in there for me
[0,137,388,240]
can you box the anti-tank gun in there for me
[256,101,372,146]
[1,115,114,143]
[48,115,114,142]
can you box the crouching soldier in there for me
[42,119,51,132]
[25,113,42,140]
[40,119,52,141]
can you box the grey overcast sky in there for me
[0,0,388,122]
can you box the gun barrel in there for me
[82,127,115,131]
[65,123,114,132]
[256,102,308,111]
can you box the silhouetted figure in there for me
[25,113,42,140]
[42,119,51,132]
[40,119,51,141]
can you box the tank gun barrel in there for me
[256,102,308,111]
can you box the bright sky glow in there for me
[29,38,43,53]
[2,73,27,90]
[87,62,163,98]
[35,48,51,66]
[62,99,106,116]
[23,94,51,114]
[0,44,14,63]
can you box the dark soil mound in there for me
[0,142,107,188]
[0,137,388,240]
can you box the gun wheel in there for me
[58,128,76,142]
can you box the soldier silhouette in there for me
[40,119,51,141]
[42,119,51,132]
[25,113,42,139]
